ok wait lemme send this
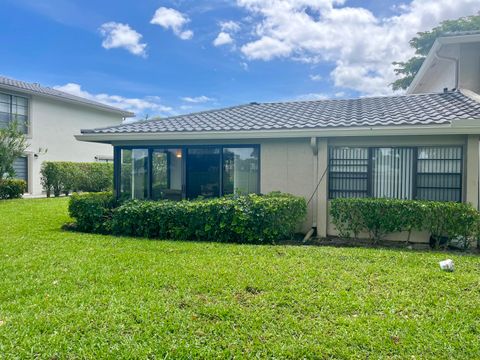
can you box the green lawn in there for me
[0,198,479,358]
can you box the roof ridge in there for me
[87,102,253,131]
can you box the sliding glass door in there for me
[119,148,148,201]
[186,148,221,199]
[152,149,183,201]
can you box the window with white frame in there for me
[328,146,463,202]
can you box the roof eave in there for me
[407,33,480,94]
[75,122,480,144]
[0,83,135,118]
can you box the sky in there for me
[1,0,479,119]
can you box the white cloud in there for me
[54,83,173,116]
[150,7,193,40]
[220,20,241,32]
[241,36,291,61]
[99,22,147,57]
[181,95,215,103]
[214,20,241,47]
[213,32,234,46]
[309,74,323,81]
[236,0,480,95]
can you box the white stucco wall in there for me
[26,95,123,194]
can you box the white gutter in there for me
[75,122,480,144]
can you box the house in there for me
[0,76,134,195]
[76,32,480,243]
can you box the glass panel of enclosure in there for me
[117,146,260,201]
[119,149,148,200]
[329,146,463,202]
[0,92,28,133]
[223,147,259,195]
[186,148,221,199]
[152,149,183,201]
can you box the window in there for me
[152,149,183,201]
[329,146,463,202]
[119,149,148,200]
[329,147,368,198]
[0,92,29,133]
[223,147,259,195]
[372,148,414,200]
[186,147,221,199]
[417,147,462,202]
[115,145,260,200]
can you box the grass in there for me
[0,198,480,358]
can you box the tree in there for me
[392,14,480,91]
[0,121,29,180]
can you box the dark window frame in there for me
[0,91,29,134]
[114,144,261,200]
[328,145,464,202]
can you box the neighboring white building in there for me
[0,76,134,195]
[407,31,480,95]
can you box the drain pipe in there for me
[435,50,459,90]
[303,137,318,242]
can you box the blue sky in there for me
[1,0,479,118]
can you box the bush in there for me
[0,179,27,200]
[330,198,480,248]
[68,192,307,244]
[41,161,113,197]
[68,192,117,233]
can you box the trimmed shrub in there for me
[0,179,27,200]
[68,192,307,244]
[68,192,117,233]
[41,161,113,197]
[330,198,480,248]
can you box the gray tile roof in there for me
[0,76,134,117]
[82,91,480,135]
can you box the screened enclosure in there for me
[328,146,463,202]
[115,145,259,201]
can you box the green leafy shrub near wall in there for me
[68,192,117,233]
[0,179,27,200]
[330,198,480,249]
[41,161,113,197]
[68,192,307,244]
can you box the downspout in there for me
[434,50,459,90]
[303,137,318,242]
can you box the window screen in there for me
[416,147,462,202]
[328,147,368,198]
[329,146,463,202]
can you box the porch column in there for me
[316,138,328,238]
[465,135,480,210]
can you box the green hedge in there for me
[0,179,27,200]
[330,198,480,248]
[68,192,307,244]
[68,192,117,233]
[41,161,113,197]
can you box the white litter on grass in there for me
[439,259,455,272]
